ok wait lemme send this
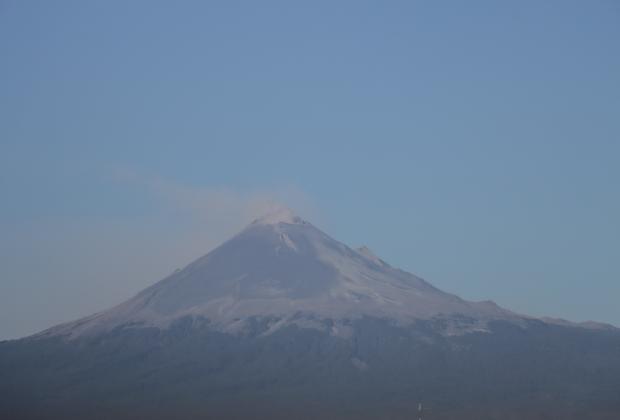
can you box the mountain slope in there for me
[2,209,619,420]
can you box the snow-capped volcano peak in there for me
[43,209,518,339]
[251,206,304,226]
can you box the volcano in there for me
[1,209,619,419]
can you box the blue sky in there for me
[1,0,619,339]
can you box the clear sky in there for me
[1,0,619,339]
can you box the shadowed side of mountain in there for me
[2,317,620,420]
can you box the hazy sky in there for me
[1,0,619,339]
